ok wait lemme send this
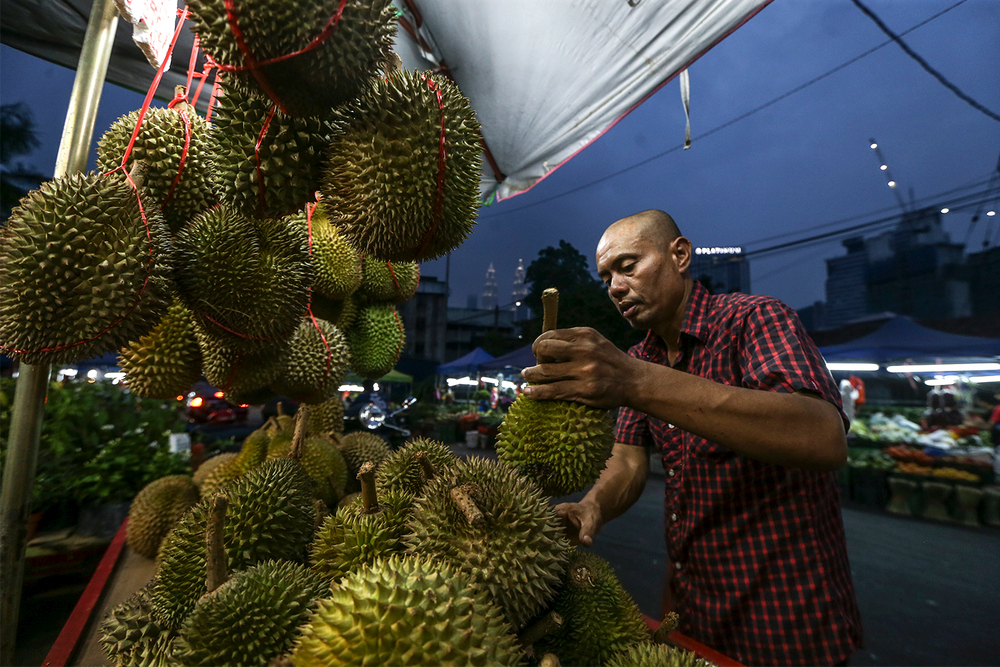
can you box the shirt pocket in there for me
[689,435,735,460]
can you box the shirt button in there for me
[668,469,675,477]
[670,513,678,522]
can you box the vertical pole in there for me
[0,0,119,662]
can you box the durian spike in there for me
[653,611,680,644]
[449,484,485,528]
[539,654,562,667]
[541,288,559,333]
[267,656,294,667]
[289,405,309,461]
[519,610,564,649]
[358,461,379,514]
[415,451,437,481]
[205,494,229,593]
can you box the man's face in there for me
[596,221,690,332]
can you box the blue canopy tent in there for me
[479,344,537,373]
[436,347,495,376]
[819,316,1000,364]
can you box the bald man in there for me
[522,210,862,666]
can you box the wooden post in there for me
[0,0,119,661]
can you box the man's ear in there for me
[673,236,692,273]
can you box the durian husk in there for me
[266,431,348,505]
[127,475,200,559]
[100,585,177,667]
[345,303,404,380]
[120,299,202,399]
[606,642,716,667]
[269,317,350,404]
[355,257,419,304]
[337,431,391,493]
[286,204,362,300]
[374,437,457,497]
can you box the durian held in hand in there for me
[497,288,614,497]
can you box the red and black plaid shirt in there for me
[615,281,863,666]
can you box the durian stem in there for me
[415,451,436,482]
[127,159,148,191]
[289,405,309,461]
[653,611,680,645]
[519,610,564,649]
[541,288,559,332]
[358,461,379,514]
[205,495,229,593]
[277,402,285,417]
[449,485,484,528]
[539,654,562,667]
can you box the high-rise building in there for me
[510,258,531,321]
[397,276,448,361]
[689,246,750,294]
[824,237,869,329]
[480,262,498,311]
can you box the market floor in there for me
[581,472,1000,667]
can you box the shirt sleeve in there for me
[614,344,652,447]
[739,299,849,431]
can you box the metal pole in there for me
[0,0,119,662]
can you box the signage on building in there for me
[695,247,743,255]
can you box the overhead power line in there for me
[850,0,1000,123]
[479,0,972,220]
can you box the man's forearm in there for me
[626,360,847,471]
[581,442,649,523]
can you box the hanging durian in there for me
[345,302,404,380]
[306,394,345,436]
[269,317,350,404]
[406,456,570,630]
[286,203,362,300]
[126,475,200,559]
[0,169,173,365]
[196,321,290,404]
[355,256,420,303]
[185,0,397,118]
[291,554,523,666]
[120,299,202,399]
[210,77,333,219]
[309,292,358,332]
[497,288,614,496]
[321,70,482,262]
[173,206,312,352]
[96,93,218,233]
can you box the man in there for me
[522,210,862,666]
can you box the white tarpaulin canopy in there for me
[0,0,771,200]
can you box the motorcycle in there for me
[344,396,417,449]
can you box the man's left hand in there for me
[521,327,638,409]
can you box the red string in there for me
[190,62,212,108]
[253,104,278,213]
[162,90,192,207]
[386,261,402,299]
[220,352,242,392]
[413,75,447,259]
[184,33,200,94]
[302,206,334,395]
[198,311,296,342]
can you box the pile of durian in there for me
[112,403,712,667]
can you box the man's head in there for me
[596,210,692,335]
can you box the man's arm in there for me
[557,442,648,546]
[523,328,847,472]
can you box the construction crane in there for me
[868,138,909,214]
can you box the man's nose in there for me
[608,276,628,298]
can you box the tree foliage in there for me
[1,102,48,221]
[521,240,642,351]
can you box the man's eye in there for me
[622,263,635,273]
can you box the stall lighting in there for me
[501,380,518,390]
[446,377,480,387]
[373,383,380,391]
[887,180,896,188]
[924,376,958,386]
[870,142,878,149]
[105,371,126,384]
[879,164,887,171]
[988,211,996,217]
[970,375,1000,384]
[940,208,949,214]
[338,384,365,392]
[87,369,101,382]
[59,368,79,378]
[887,363,1000,373]
[480,377,499,385]
[826,362,879,372]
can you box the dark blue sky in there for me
[3,1,998,312]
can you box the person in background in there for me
[522,210,862,666]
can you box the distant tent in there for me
[344,369,414,384]
[436,347,495,376]
[480,344,537,372]
[819,316,1000,364]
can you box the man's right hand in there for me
[554,499,603,546]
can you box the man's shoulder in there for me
[707,291,798,328]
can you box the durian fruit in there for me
[291,554,523,667]
[198,427,271,499]
[287,204,361,300]
[345,302,404,380]
[307,394,345,436]
[266,430,348,505]
[174,560,328,667]
[150,456,317,628]
[374,437,457,497]
[606,643,714,667]
[210,78,333,219]
[0,170,173,365]
[355,257,419,303]
[310,292,358,331]
[192,452,237,488]
[269,317,350,404]
[196,322,289,403]
[127,475,200,559]
[321,70,482,262]
[497,288,614,496]
[336,492,360,512]
[185,0,397,118]
[533,551,651,666]
[337,431,390,493]
[100,585,177,667]
[406,456,570,630]
[120,299,202,399]
[310,462,414,581]
[96,100,218,233]
[174,206,312,351]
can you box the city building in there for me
[444,305,518,361]
[823,237,869,328]
[396,275,448,362]
[965,245,1000,316]
[689,246,751,294]
[510,258,531,321]
[480,262,498,311]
